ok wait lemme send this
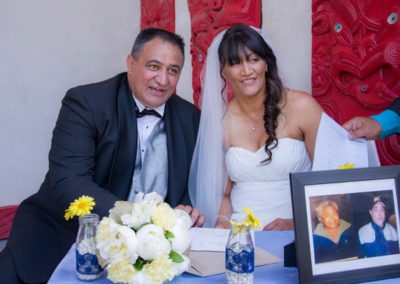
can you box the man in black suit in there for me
[0,28,203,283]
[343,97,400,140]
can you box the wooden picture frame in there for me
[290,166,400,284]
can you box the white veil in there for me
[188,26,285,228]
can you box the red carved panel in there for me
[312,0,400,165]
[141,0,175,32]
[0,205,18,240]
[188,0,261,106]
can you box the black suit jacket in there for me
[7,73,200,283]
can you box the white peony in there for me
[96,218,138,263]
[151,203,177,231]
[120,202,153,230]
[169,226,190,254]
[143,256,175,284]
[128,271,152,284]
[173,208,193,230]
[114,226,138,263]
[174,255,190,276]
[109,201,133,224]
[136,224,171,260]
[142,192,163,204]
[96,217,119,260]
[106,258,136,283]
[97,193,193,284]
[120,192,163,230]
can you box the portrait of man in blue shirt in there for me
[358,195,399,258]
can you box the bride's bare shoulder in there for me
[284,89,322,112]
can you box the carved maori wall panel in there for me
[141,0,175,32]
[188,0,261,106]
[312,0,400,165]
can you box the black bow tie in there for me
[135,108,162,119]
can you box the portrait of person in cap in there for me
[358,195,399,257]
[312,199,357,263]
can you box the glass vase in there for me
[225,226,254,284]
[76,213,104,281]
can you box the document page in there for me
[190,228,230,252]
[312,113,368,171]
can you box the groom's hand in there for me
[176,205,205,227]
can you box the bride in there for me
[189,24,323,230]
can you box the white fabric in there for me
[227,138,311,227]
[188,26,286,228]
[188,30,228,228]
[358,222,399,244]
[132,95,165,162]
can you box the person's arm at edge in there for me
[371,109,400,139]
[215,178,233,229]
[343,97,400,140]
[48,87,119,218]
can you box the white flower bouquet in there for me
[96,192,192,284]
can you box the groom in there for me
[0,28,204,283]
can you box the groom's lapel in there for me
[108,76,137,200]
[164,98,188,207]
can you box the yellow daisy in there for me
[64,208,73,220]
[243,208,262,230]
[64,195,95,220]
[338,162,355,169]
[229,208,262,233]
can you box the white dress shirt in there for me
[132,95,165,162]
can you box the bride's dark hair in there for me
[218,24,284,164]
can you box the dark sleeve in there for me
[46,87,119,218]
[176,106,201,207]
[388,97,400,115]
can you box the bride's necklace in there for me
[248,117,263,131]
[237,104,264,131]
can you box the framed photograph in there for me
[290,165,400,284]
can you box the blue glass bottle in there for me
[76,213,104,281]
[225,226,254,284]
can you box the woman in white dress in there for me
[189,24,323,230]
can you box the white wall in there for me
[0,0,311,206]
[262,0,312,93]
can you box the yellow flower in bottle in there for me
[243,208,262,230]
[64,195,95,220]
[229,219,243,234]
[338,162,355,169]
[229,208,261,233]
[64,208,73,220]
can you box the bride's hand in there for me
[215,216,231,229]
[263,218,293,231]
[215,221,231,229]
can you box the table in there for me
[49,231,399,283]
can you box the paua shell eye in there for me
[360,85,367,92]
[334,22,342,32]
[387,12,398,25]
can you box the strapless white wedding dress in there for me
[226,138,311,227]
